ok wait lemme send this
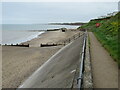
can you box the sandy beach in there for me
[2,29,80,88]
[22,30,79,47]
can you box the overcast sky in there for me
[2,2,118,24]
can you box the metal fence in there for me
[41,32,85,47]
[77,32,87,90]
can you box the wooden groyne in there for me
[47,28,67,32]
[41,43,58,47]
[3,44,29,47]
[47,29,60,31]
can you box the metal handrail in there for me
[77,32,87,90]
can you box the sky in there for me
[1,2,118,24]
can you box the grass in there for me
[78,12,120,68]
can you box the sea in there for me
[1,24,79,45]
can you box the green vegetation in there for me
[78,12,120,67]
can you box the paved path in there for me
[18,35,84,88]
[89,32,118,88]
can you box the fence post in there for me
[74,36,75,40]
[69,38,70,43]
[64,41,65,46]
[79,33,80,37]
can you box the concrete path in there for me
[89,32,118,88]
[18,35,84,88]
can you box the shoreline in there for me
[22,29,80,47]
[2,24,79,45]
[2,30,46,45]
[20,31,45,45]
[2,28,77,46]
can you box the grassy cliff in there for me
[78,12,120,67]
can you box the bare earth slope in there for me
[89,32,118,88]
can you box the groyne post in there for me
[69,38,70,43]
[28,44,29,47]
[79,33,80,37]
[64,41,66,46]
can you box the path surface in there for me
[19,35,84,88]
[89,32,118,88]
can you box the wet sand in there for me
[2,29,80,88]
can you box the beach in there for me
[2,29,81,88]
[22,30,79,47]
[2,24,79,45]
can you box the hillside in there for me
[78,12,120,67]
